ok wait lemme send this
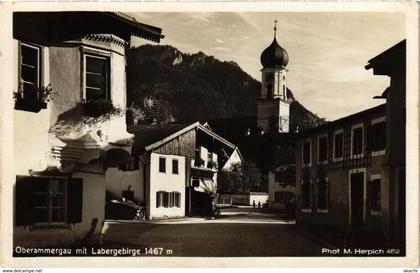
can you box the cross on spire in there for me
[274,19,278,38]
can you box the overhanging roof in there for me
[13,12,164,43]
[128,122,238,154]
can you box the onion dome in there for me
[260,20,289,68]
[260,38,289,68]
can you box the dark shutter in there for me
[326,180,330,210]
[15,176,35,226]
[156,191,161,208]
[67,177,83,223]
[366,125,372,152]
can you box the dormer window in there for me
[83,54,110,101]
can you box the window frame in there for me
[33,176,68,225]
[351,123,364,158]
[370,116,386,156]
[172,159,179,175]
[82,50,111,102]
[20,42,42,96]
[333,129,344,162]
[317,133,328,165]
[159,157,166,173]
[369,174,381,216]
[302,138,312,167]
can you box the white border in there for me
[0,2,418,268]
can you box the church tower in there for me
[257,20,291,133]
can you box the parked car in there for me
[105,199,145,220]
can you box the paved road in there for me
[101,222,325,256]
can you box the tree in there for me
[217,161,262,194]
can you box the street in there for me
[101,207,326,256]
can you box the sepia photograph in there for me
[0,1,418,269]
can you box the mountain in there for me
[126,44,324,130]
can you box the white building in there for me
[106,122,242,219]
[12,12,163,248]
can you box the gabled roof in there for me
[128,122,237,154]
[129,123,193,153]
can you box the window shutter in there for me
[176,192,181,207]
[156,191,161,208]
[67,177,83,224]
[163,192,168,208]
[367,181,372,211]
[15,176,35,226]
[326,180,330,210]
[366,125,372,152]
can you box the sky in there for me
[130,12,405,121]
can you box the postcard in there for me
[0,1,418,268]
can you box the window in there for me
[301,179,311,211]
[84,54,110,101]
[172,159,179,175]
[370,117,386,155]
[351,124,364,157]
[156,191,181,208]
[369,176,381,215]
[159,157,166,173]
[20,43,41,99]
[317,177,329,212]
[207,152,212,168]
[333,130,344,160]
[318,135,328,164]
[118,156,139,171]
[33,178,66,223]
[15,176,83,226]
[302,139,311,166]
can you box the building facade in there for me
[13,12,163,247]
[105,122,242,219]
[295,40,406,248]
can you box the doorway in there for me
[350,171,365,227]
